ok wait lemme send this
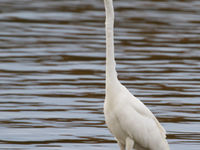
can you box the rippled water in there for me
[0,0,200,150]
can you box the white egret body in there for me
[103,0,170,150]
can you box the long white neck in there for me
[104,0,118,89]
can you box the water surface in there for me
[0,0,200,150]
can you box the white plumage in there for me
[103,0,170,150]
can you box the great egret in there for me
[103,0,170,150]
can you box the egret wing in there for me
[130,95,166,137]
[118,85,167,138]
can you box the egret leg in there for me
[125,137,134,150]
[118,141,125,150]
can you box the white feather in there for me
[103,0,170,150]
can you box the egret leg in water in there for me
[103,0,170,150]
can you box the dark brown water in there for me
[0,0,200,149]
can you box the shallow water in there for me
[0,0,200,150]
